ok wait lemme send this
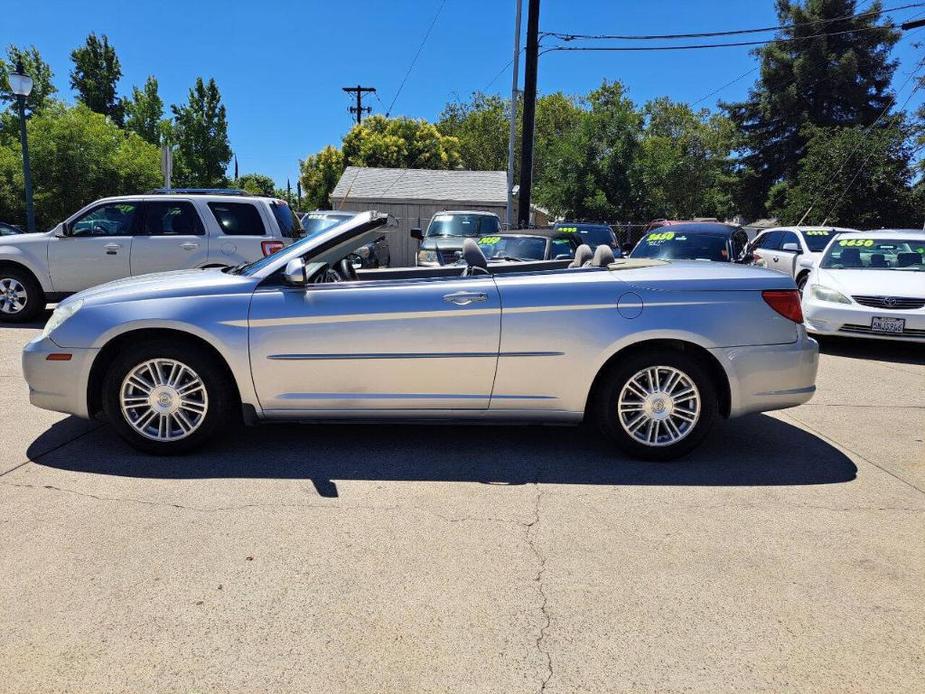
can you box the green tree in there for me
[299,145,345,209]
[0,45,57,117]
[170,77,232,187]
[0,103,160,228]
[124,76,163,145]
[235,173,277,196]
[724,0,899,218]
[534,81,641,220]
[342,115,461,169]
[770,120,917,228]
[70,33,123,123]
[634,98,737,220]
[438,93,510,171]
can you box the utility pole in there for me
[506,0,524,229]
[342,85,376,124]
[517,0,540,229]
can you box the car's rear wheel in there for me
[0,267,44,322]
[102,340,235,454]
[595,349,718,461]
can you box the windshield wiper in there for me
[224,262,249,275]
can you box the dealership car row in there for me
[1,189,923,461]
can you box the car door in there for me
[750,231,782,269]
[773,231,802,277]
[47,200,140,293]
[248,275,502,412]
[130,199,209,276]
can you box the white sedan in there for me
[802,230,925,343]
[749,225,858,293]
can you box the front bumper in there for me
[22,335,97,419]
[803,299,925,343]
[709,329,819,418]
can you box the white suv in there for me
[0,190,301,322]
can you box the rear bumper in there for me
[709,329,819,418]
[22,335,96,419]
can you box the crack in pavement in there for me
[525,484,552,693]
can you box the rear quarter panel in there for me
[491,267,799,413]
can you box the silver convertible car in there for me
[23,212,818,460]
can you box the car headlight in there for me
[809,285,851,304]
[42,299,83,339]
[417,249,438,264]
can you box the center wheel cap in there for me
[644,392,674,421]
[148,386,180,415]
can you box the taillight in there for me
[762,290,803,323]
[261,240,284,257]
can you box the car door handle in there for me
[180,242,199,250]
[443,291,488,306]
[104,242,121,254]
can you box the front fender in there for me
[0,244,53,292]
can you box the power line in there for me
[541,2,924,42]
[386,0,447,116]
[542,25,899,53]
[689,66,759,107]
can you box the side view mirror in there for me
[410,228,423,241]
[55,223,70,238]
[282,258,307,286]
[781,242,801,253]
[797,256,815,269]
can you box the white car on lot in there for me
[802,230,925,343]
[749,226,858,293]
[0,190,301,322]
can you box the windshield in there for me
[301,212,353,236]
[477,235,547,260]
[801,229,839,252]
[556,224,613,247]
[426,213,500,238]
[820,238,925,271]
[630,231,730,261]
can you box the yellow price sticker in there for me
[558,226,578,233]
[647,231,675,242]
[838,239,875,247]
[805,230,831,236]
[478,236,501,245]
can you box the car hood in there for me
[815,268,925,298]
[420,237,471,251]
[609,259,796,291]
[0,229,52,248]
[63,268,258,307]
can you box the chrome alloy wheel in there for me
[617,366,701,447]
[0,277,27,314]
[119,358,208,442]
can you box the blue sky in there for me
[3,0,923,186]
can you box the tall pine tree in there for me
[170,77,232,187]
[724,0,899,218]
[70,33,123,123]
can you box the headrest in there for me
[897,252,922,267]
[569,244,593,268]
[590,244,615,267]
[462,238,488,270]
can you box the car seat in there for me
[897,252,922,268]
[869,253,888,268]
[568,244,593,268]
[590,245,615,267]
[839,247,862,267]
[461,238,490,276]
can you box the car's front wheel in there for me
[0,267,44,323]
[102,340,236,454]
[595,349,718,461]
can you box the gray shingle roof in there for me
[330,166,507,204]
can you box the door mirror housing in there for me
[282,258,307,286]
[797,256,815,269]
[410,228,423,241]
[781,242,801,253]
[54,223,71,238]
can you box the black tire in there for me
[101,339,237,455]
[594,348,719,461]
[0,266,45,323]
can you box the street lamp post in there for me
[9,61,35,234]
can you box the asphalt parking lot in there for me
[0,319,922,693]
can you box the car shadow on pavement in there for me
[30,413,856,494]
[0,309,52,330]
[816,335,924,365]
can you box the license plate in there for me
[871,316,905,334]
